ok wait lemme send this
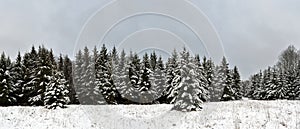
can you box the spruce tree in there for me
[140,53,151,92]
[44,70,70,109]
[202,56,215,101]
[11,52,24,105]
[0,53,16,106]
[73,50,84,104]
[28,46,53,106]
[150,51,157,70]
[294,61,300,100]
[210,65,225,102]
[166,49,181,104]
[172,48,208,111]
[63,55,78,104]
[97,45,117,104]
[22,46,39,106]
[231,66,242,100]
[220,57,235,101]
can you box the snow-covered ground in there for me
[0,100,299,129]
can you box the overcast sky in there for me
[0,0,300,79]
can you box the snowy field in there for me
[0,100,300,129]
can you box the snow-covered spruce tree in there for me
[274,70,289,99]
[248,71,263,100]
[113,50,134,104]
[193,55,209,102]
[166,49,181,104]
[129,52,141,87]
[150,51,157,70]
[139,53,166,104]
[11,52,25,105]
[241,80,251,98]
[108,46,121,103]
[44,70,70,109]
[231,66,242,100]
[172,48,208,111]
[277,45,299,99]
[265,67,279,100]
[155,56,168,104]
[202,56,215,101]
[97,45,117,104]
[78,46,104,105]
[22,46,39,106]
[0,53,16,106]
[139,53,152,92]
[210,65,225,102]
[259,67,272,100]
[220,57,235,101]
[294,60,300,100]
[28,46,53,106]
[73,50,85,104]
[63,55,79,104]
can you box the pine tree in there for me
[249,71,263,100]
[231,66,242,100]
[194,55,209,102]
[150,51,157,70]
[63,55,79,104]
[220,57,235,101]
[44,70,70,109]
[210,65,225,102]
[139,53,151,92]
[0,53,16,106]
[166,49,181,104]
[129,52,140,87]
[294,61,300,100]
[172,48,208,111]
[97,45,117,104]
[22,46,39,106]
[155,56,168,104]
[202,56,215,101]
[73,50,84,104]
[28,46,53,106]
[139,54,166,104]
[11,52,24,105]
[79,46,104,104]
[265,67,279,100]
[113,50,135,104]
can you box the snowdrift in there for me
[0,100,299,129]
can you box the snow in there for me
[0,100,299,129]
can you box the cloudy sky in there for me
[0,0,300,79]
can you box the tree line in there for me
[244,45,300,100]
[0,44,243,111]
[73,45,242,111]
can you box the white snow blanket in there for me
[0,100,299,129]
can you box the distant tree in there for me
[150,51,157,70]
